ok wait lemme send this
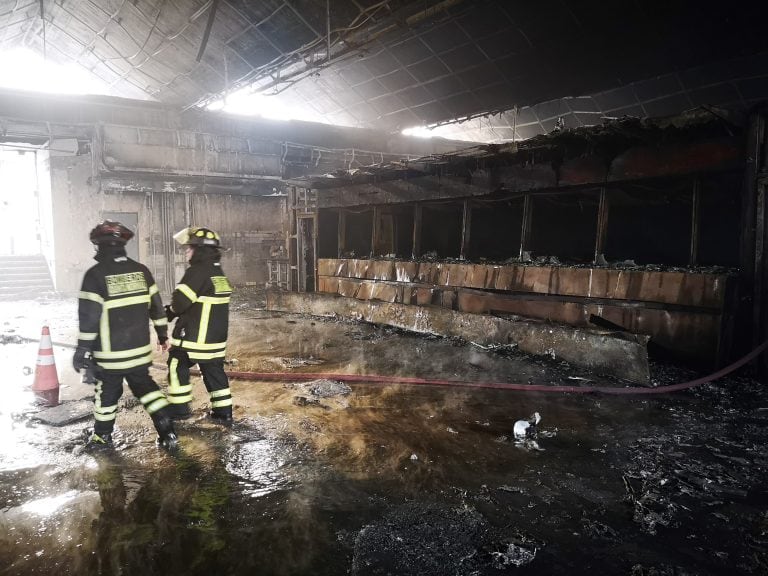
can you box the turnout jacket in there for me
[170,253,232,363]
[77,249,168,374]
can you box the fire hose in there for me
[16,335,768,396]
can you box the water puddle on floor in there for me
[0,306,767,574]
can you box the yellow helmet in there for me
[173,226,221,247]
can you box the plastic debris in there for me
[513,412,541,440]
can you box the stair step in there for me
[0,284,53,291]
[0,262,49,269]
[0,255,54,296]
[1,270,50,277]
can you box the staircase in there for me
[0,254,55,300]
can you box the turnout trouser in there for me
[167,347,233,417]
[92,367,173,436]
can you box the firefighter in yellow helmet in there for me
[73,220,178,450]
[164,226,234,421]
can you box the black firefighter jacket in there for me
[170,254,232,363]
[77,250,168,374]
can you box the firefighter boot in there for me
[84,428,113,450]
[209,406,233,424]
[153,415,179,451]
[167,402,192,420]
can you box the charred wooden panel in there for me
[319,258,728,308]
[395,261,419,282]
[317,258,343,277]
[559,156,608,186]
[496,164,558,191]
[365,260,396,281]
[348,259,370,278]
[609,138,743,181]
[318,276,339,293]
[435,263,490,289]
[338,279,360,298]
[415,262,441,284]
[416,287,435,305]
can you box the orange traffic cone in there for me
[32,325,59,406]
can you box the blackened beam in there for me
[315,137,743,209]
[196,0,220,62]
[317,176,489,208]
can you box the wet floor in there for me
[1,295,767,575]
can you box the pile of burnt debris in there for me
[355,251,736,276]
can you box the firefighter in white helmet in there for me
[165,226,234,422]
[73,220,178,450]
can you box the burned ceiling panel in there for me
[0,0,766,135]
[291,107,747,188]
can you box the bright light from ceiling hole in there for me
[402,124,465,140]
[0,49,109,95]
[402,126,434,138]
[208,86,325,123]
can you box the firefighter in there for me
[165,226,233,422]
[73,220,178,450]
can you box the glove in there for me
[72,347,90,372]
[165,305,178,321]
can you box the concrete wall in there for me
[50,150,286,293]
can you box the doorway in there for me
[0,146,45,256]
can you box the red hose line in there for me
[203,339,768,396]
[18,333,765,396]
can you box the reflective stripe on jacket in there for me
[170,259,231,362]
[77,255,167,373]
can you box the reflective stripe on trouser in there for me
[92,368,170,436]
[168,348,232,411]
[167,348,194,406]
[200,361,232,414]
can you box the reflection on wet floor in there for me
[1,298,768,574]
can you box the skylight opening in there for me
[0,49,109,96]
[401,126,434,138]
[402,124,477,141]
[207,86,327,124]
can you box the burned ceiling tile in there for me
[461,61,501,90]
[362,50,401,77]
[353,78,387,101]
[396,85,434,108]
[642,94,693,119]
[438,43,484,73]
[409,102,452,125]
[407,57,451,84]
[338,62,375,87]
[423,74,466,100]
[388,36,431,67]
[377,69,417,93]
[419,20,469,55]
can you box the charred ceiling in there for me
[292,107,748,188]
[1,1,767,134]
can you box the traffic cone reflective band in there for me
[32,325,59,406]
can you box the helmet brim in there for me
[173,228,192,245]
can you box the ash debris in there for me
[350,500,538,575]
[286,379,352,410]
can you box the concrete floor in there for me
[1,293,767,575]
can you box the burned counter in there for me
[314,258,730,371]
[278,108,764,379]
